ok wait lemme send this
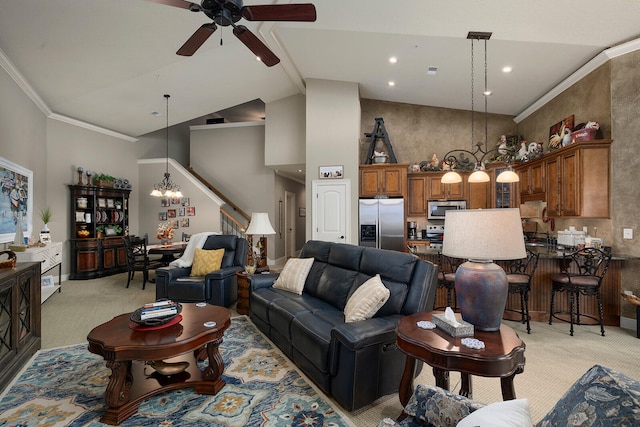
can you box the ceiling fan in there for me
[147,0,316,67]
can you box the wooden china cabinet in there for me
[68,185,130,280]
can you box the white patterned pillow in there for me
[272,258,314,295]
[456,399,532,427]
[344,274,390,323]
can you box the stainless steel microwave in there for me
[427,200,467,219]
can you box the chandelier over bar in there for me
[441,32,519,184]
[151,94,184,198]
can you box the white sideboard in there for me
[15,241,62,303]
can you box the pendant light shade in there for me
[496,169,520,183]
[468,170,491,183]
[151,94,183,198]
[441,171,463,184]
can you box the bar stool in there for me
[436,254,464,310]
[549,247,611,336]
[504,249,539,334]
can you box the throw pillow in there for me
[344,274,390,323]
[190,248,225,276]
[456,399,533,427]
[272,258,314,295]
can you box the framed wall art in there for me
[319,165,343,179]
[0,157,33,243]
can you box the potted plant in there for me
[92,173,116,187]
[39,207,53,243]
[96,225,105,238]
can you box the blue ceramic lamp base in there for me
[454,260,508,331]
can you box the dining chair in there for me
[436,254,464,310]
[504,249,539,334]
[123,236,164,289]
[549,247,611,336]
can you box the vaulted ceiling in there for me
[1,0,639,139]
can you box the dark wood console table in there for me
[87,303,230,425]
[396,311,526,407]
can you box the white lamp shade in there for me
[467,170,490,183]
[246,212,276,235]
[442,208,526,261]
[441,171,463,184]
[496,170,520,183]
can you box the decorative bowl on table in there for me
[130,302,182,327]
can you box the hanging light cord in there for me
[165,94,170,176]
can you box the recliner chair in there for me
[155,234,248,307]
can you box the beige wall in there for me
[306,79,361,243]
[265,94,306,168]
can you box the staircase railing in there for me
[186,166,251,238]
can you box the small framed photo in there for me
[40,232,51,244]
[159,212,167,221]
[170,219,179,229]
[171,197,181,205]
[161,198,170,207]
[41,275,54,288]
[180,218,189,227]
[299,207,306,217]
[178,207,185,216]
[106,198,115,208]
[167,209,177,218]
[319,165,343,179]
[181,198,190,207]
[97,198,106,208]
[186,207,196,216]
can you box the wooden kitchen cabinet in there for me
[517,159,545,202]
[517,139,611,218]
[427,173,465,200]
[359,164,408,197]
[407,175,427,216]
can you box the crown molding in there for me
[0,48,51,116]
[514,38,640,123]
[1,48,137,143]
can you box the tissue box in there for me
[432,313,474,337]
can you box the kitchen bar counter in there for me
[413,245,639,327]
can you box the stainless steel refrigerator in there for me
[358,198,405,251]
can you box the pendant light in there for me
[150,94,184,198]
[442,32,519,184]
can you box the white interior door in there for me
[312,179,350,243]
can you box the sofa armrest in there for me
[156,266,191,280]
[331,316,400,351]
[248,273,279,291]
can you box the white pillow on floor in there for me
[456,399,533,427]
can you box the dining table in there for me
[147,241,188,265]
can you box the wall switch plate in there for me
[623,228,633,239]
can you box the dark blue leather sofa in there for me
[249,240,438,411]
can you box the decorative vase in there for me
[454,260,508,331]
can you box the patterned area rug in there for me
[0,316,355,427]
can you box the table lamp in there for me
[442,208,525,331]
[245,212,276,272]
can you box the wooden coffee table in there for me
[396,311,526,407]
[87,303,231,425]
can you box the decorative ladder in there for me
[364,117,398,164]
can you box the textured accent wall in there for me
[611,50,640,318]
[360,99,516,166]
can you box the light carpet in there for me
[0,316,355,427]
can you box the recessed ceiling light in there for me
[502,66,513,73]
[388,81,395,87]
[483,90,492,96]
[427,66,438,75]
[389,56,397,64]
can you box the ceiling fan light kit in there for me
[148,0,317,66]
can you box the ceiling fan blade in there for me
[145,0,199,11]
[233,25,280,67]
[177,23,217,56]
[241,4,317,22]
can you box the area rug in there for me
[0,316,355,427]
